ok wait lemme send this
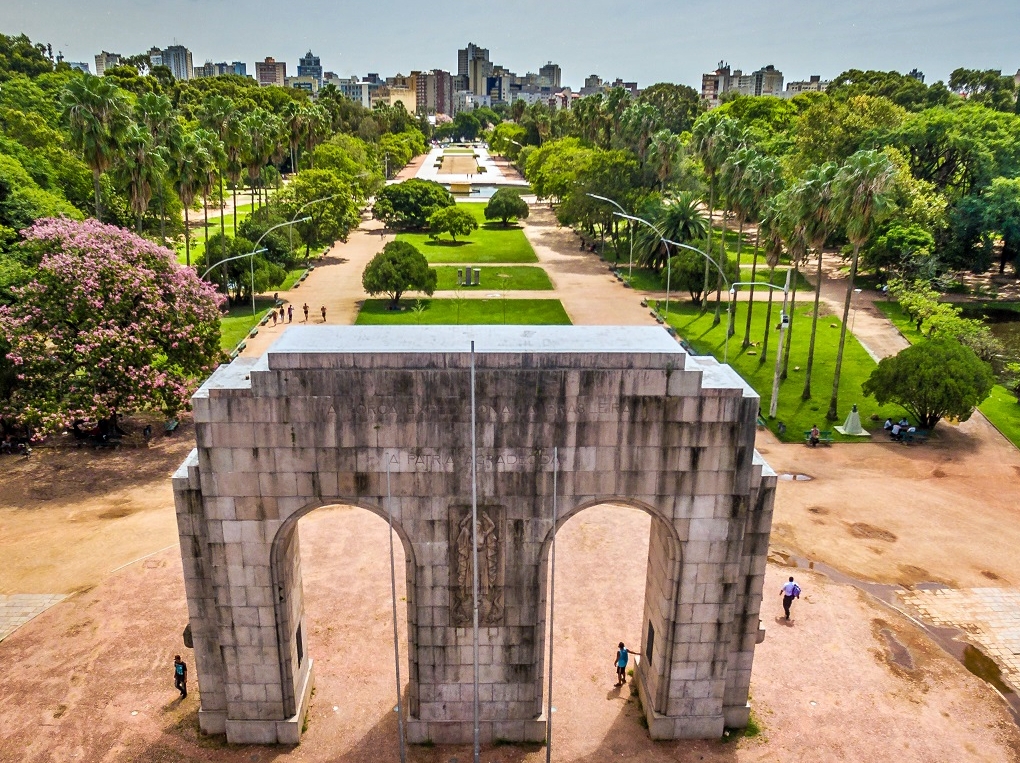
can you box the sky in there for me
[4,0,1019,89]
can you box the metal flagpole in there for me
[470,341,480,763]
[545,447,558,763]
[386,463,407,763]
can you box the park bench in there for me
[164,419,179,436]
[804,430,834,446]
[903,429,929,444]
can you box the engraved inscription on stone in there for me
[450,506,504,626]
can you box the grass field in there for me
[176,203,256,265]
[355,298,571,325]
[666,299,902,442]
[876,300,1020,449]
[397,204,538,264]
[620,265,810,293]
[434,266,552,290]
[219,297,276,351]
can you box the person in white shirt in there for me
[781,577,801,620]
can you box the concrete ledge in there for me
[198,708,226,735]
[405,717,546,745]
[723,702,751,728]
[635,660,725,739]
[278,658,315,744]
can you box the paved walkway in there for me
[0,594,66,642]
[414,146,528,187]
[902,587,1020,691]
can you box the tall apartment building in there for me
[701,61,783,107]
[422,69,453,115]
[297,51,322,88]
[94,51,120,76]
[457,42,488,79]
[161,45,194,80]
[256,57,287,87]
[783,75,828,97]
[65,61,91,73]
[193,61,248,78]
[538,61,561,89]
[147,46,163,68]
[907,68,925,83]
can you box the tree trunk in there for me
[219,175,226,242]
[827,243,862,421]
[712,208,727,326]
[703,179,715,314]
[92,169,103,221]
[231,184,238,236]
[760,269,776,365]
[781,261,800,380]
[802,249,824,400]
[742,229,760,349]
[728,218,744,337]
[158,186,166,245]
[203,192,210,256]
[183,205,191,267]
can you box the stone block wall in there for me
[173,327,776,744]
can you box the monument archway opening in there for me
[269,503,415,735]
[174,325,776,744]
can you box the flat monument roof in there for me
[264,325,683,355]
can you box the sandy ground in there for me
[438,155,479,175]
[3,198,1020,761]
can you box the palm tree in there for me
[197,94,236,241]
[798,162,840,400]
[282,101,306,175]
[135,92,178,243]
[114,123,164,232]
[741,154,785,349]
[241,110,270,210]
[721,146,759,336]
[194,128,225,255]
[826,150,897,421]
[172,132,206,267]
[302,105,328,168]
[757,193,788,366]
[620,102,660,164]
[223,114,245,236]
[647,130,684,190]
[635,192,708,272]
[60,74,129,220]
[691,113,738,321]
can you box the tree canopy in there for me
[373,179,455,230]
[862,339,994,429]
[362,240,437,309]
[428,205,478,242]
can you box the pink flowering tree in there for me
[0,218,224,434]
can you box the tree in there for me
[373,179,454,230]
[740,153,785,349]
[666,246,737,306]
[197,93,236,241]
[634,82,704,134]
[981,177,1020,275]
[453,111,481,141]
[113,123,164,232]
[484,188,529,227]
[60,74,129,220]
[634,192,707,272]
[0,218,222,433]
[949,68,1017,113]
[863,339,994,429]
[171,131,206,267]
[796,162,839,399]
[362,240,437,309]
[428,206,477,242]
[286,169,361,258]
[827,150,897,421]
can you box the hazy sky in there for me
[5,0,1018,88]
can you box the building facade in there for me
[701,62,784,108]
[161,45,194,80]
[783,75,828,97]
[94,50,120,76]
[538,61,561,89]
[256,57,287,87]
[297,51,323,88]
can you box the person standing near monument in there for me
[302,303,309,322]
[781,576,801,620]
[173,655,188,698]
[320,305,327,323]
[615,642,639,686]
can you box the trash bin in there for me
[473,268,481,286]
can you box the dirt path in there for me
[522,207,658,326]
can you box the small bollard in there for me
[473,267,481,286]
[457,268,463,286]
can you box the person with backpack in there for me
[614,642,640,686]
[173,655,188,698]
[781,577,801,620]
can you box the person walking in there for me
[302,303,309,323]
[173,655,188,698]
[287,304,294,323]
[271,310,277,327]
[614,642,640,686]
[320,305,327,322]
[781,577,801,620]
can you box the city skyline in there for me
[5,0,1019,89]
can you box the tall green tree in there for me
[172,131,206,267]
[113,123,164,232]
[721,146,759,336]
[60,74,129,220]
[797,162,839,400]
[741,154,785,349]
[197,93,236,241]
[827,150,897,421]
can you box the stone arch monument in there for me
[173,326,776,744]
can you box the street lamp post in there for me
[585,193,627,261]
[201,248,267,318]
[850,287,863,334]
[663,239,729,324]
[727,277,791,372]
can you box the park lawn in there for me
[279,268,306,291]
[621,265,809,292]
[355,298,571,326]
[434,266,552,290]
[397,203,538,263]
[666,299,903,442]
[176,204,257,265]
[876,301,1020,450]
[219,297,276,351]
[443,148,476,154]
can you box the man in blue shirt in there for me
[781,577,801,620]
[174,655,188,698]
